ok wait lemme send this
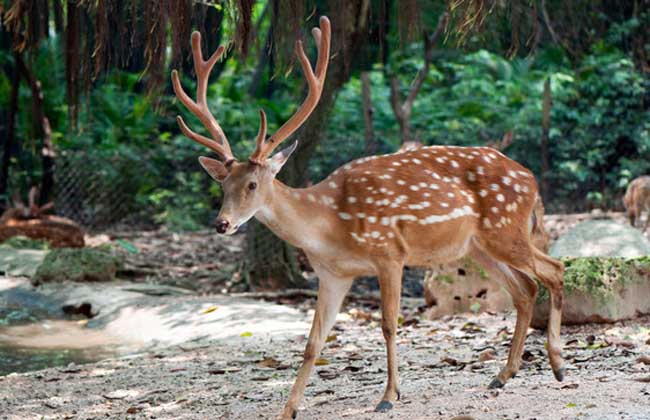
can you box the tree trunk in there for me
[17,56,56,205]
[245,3,370,290]
[0,52,21,202]
[540,77,551,202]
[361,71,377,154]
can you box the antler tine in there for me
[171,31,234,162]
[249,16,331,163]
[255,109,268,150]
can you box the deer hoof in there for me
[375,400,394,412]
[488,377,505,389]
[553,367,566,382]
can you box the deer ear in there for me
[199,156,229,182]
[268,141,298,175]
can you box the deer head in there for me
[172,17,331,234]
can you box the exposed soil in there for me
[1,304,649,420]
[2,213,650,419]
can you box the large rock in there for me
[550,219,650,257]
[533,256,650,326]
[423,257,512,319]
[0,248,48,277]
[32,248,123,285]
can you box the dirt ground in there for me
[2,306,649,420]
[2,213,650,419]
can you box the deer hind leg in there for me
[478,232,565,383]
[279,269,352,420]
[512,246,565,381]
[375,262,403,413]
[639,203,650,233]
[468,245,538,389]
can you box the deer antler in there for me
[171,33,234,163]
[249,16,331,163]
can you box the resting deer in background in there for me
[623,176,650,232]
[172,16,565,419]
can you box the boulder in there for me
[423,257,512,319]
[550,219,650,258]
[533,256,650,326]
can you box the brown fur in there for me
[623,176,650,231]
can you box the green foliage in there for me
[6,21,650,228]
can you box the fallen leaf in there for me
[257,357,281,368]
[126,406,141,414]
[326,334,338,343]
[441,356,460,366]
[201,305,218,314]
[605,337,635,349]
[521,350,535,362]
[104,390,130,400]
[240,331,253,337]
[478,349,496,362]
[314,358,330,366]
[314,389,335,396]
[317,369,338,380]
[636,355,650,365]
[633,376,650,383]
[402,317,419,327]
[561,383,579,389]
[461,322,483,333]
[566,402,577,408]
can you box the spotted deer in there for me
[171,16,565,419]
[623,175,650,232]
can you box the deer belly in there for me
[402,218,475,266]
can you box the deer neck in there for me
[255,179,339,252]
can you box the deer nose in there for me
[215,219,230,234]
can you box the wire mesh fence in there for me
[54,151,143,230]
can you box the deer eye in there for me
[248,182,257,191]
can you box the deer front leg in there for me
[278,270,352,420]
[375,263,403,412]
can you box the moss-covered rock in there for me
[32,248,124,285]
[533,256,650,326]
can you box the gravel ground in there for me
[2,307,649,420]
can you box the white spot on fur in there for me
[350,232,366,243]
[496,194,505,202]
[338,212,352,220]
